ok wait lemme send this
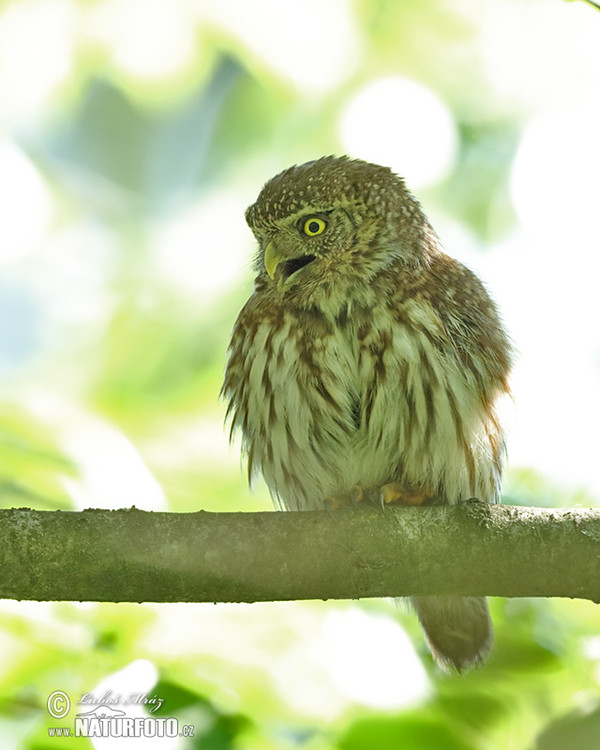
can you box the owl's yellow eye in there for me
[302,217,326,236]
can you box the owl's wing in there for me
[425,254,513,397]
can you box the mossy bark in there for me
[1,503,599,603]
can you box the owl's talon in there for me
[326,485,365,510]
[326,495,342,511]
[350,485,364,504]
[380,482,432,507]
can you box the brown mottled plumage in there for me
[222,156,512,671]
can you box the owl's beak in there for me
[264,241,317,282]
[264,242,280,280]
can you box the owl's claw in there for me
[326,485,365,510]
[379,482,432,507]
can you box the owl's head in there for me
[245,156,438,307]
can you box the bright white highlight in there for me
[339,77,458,188]
[0,0,75,120]
[143,602,428,720]
[85,0,195,80]
[510,105,600,237]
[86,660,177,750]
[23,395,168,511]
[482,103,600,498]
[89,659,158,704]
[0,140,53,263]
[199,0,360,93]
[61,419,168,511]
[321,607,430,709]
[153,188,252,304]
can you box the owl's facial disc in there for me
[264,241,316,282]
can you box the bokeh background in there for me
[1,0,600,747]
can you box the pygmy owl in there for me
[222,156,512,671]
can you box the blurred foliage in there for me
[564,0,600,11]
[0,405,75,510]
[1,0,600,748]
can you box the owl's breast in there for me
[224,297,504,510]
[266,314,366,506]
[224,300,369,508]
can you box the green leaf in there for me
[340,713,477,750]
[537,706,600,750]
[0,406,75,510]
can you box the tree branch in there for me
[2,504,600,603]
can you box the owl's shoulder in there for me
[229,284,284,338]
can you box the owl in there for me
[222,156,512,671]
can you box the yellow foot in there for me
[326,485,365,511]
[379,482,433,507]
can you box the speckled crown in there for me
[245,155,408,229]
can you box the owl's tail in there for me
[411,595,493,672]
